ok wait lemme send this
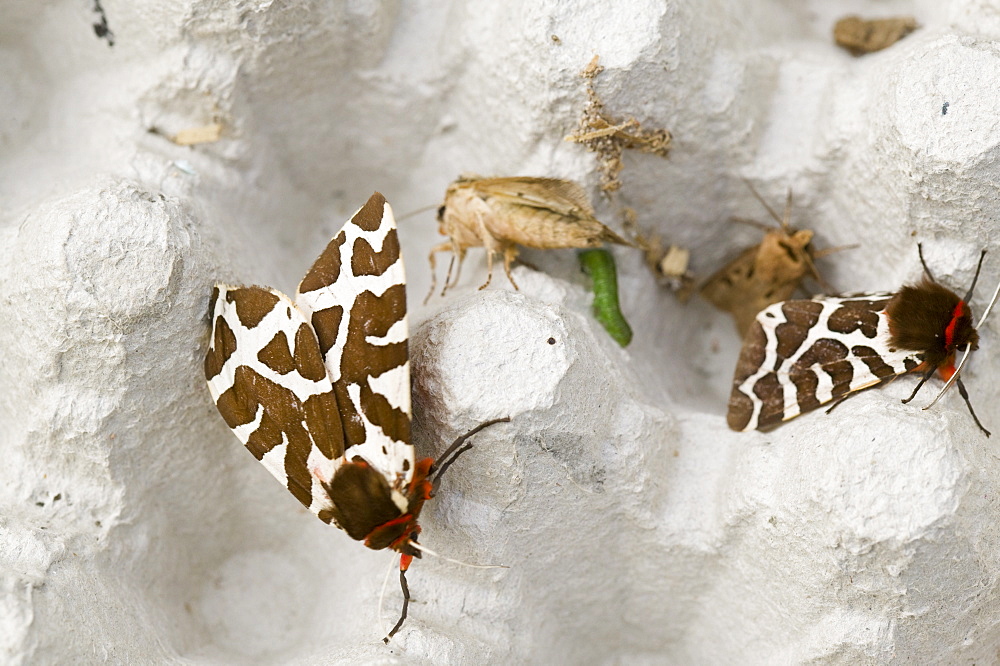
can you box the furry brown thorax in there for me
[886,279,979,370]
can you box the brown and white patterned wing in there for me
[205,285,345,521]
[728,294,922,431]
[294,193,414,487]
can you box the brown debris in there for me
[622,207,695,299]
[834,15,918,56]
[565,55,671,192]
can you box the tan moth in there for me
[205,192,507,641]
[701,183,843,337]
[428,175,631,297]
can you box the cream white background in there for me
[2,1,1000,663]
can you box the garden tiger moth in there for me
[204,192,508,642]
[728,245,1000,435]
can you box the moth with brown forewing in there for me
[205,193,508,641]
[428,176,631,298]
[701,183,843,337]
[728,245,1000,436]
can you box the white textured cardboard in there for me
[2,1,1000,663]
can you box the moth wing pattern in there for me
[728,294,922,431]
[294,192,415,488]
[205,284,346,518]
[467,176,597,218]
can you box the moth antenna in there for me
[801,251,832,293]
[383,568,410,643]
[408,541,508,570]
[742,178,784,227]
[781,188,793,234]
[973,272,1000,329]
[395,203,440,222]
[962,249,988,304]
[924,347,972,411]
[917,243,936,283]
[430,417,511,491]
[812,243,859,259]
[729,216,774,232]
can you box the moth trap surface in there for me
[428,175,631,298]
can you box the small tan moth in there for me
[428,175,631,296]
[701,184,840,337]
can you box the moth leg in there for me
[901,366,937,404]
[956,376,990,437]
[478,249,495,290]
[449,247,467,291]
[441,245,468,297]
[425,242,453,304]
[383,566,410,643]
[502,245,520,290]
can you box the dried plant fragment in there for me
[172,123,224,146]
[834,16,918,56]
[565,55,671,192]
[621,207,695,299]
[429,176,631,298]
[701,183,843,337]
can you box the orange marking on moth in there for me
[362,458,434,554]
[938,352,957,382]
[943,301,967,350]
[400,554,414,571]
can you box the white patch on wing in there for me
[259,440,288,487]
[294,200,408,386]
[344,381,416,487]
[369,361,412,416]
[735,295,922,430]
[371,316,408,346]
[206,284,344,521]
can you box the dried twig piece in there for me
[565,56,671,192]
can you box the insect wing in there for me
[728,294,921,430]
[468,177,596,217]
[294,193,415,487]
[205,285,345,518]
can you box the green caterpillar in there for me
[579,248,632,347]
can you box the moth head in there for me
[363,512,422,553]
[396,531,422,559]
[788,228,813,249]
